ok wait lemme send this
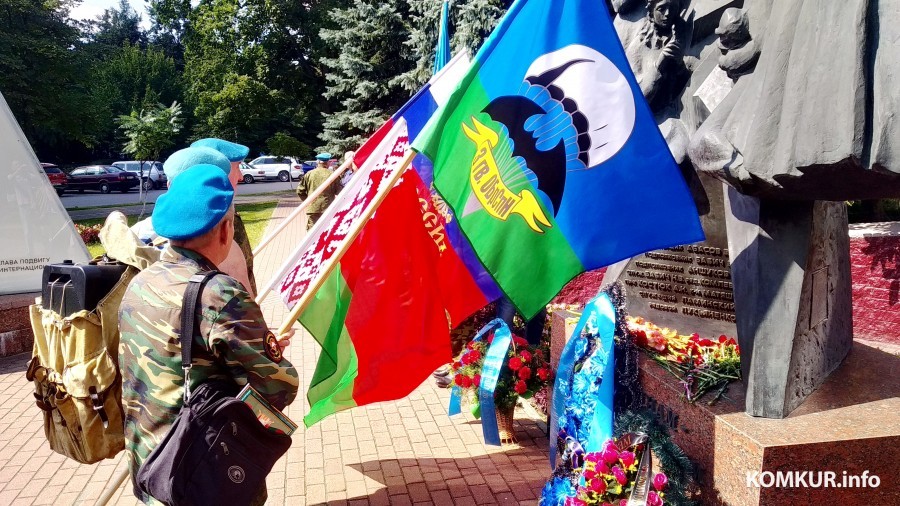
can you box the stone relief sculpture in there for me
[714,8,758,81]
[610,0,900,418]
[689,0,900,200]
[619,0,689,113]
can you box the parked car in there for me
[67,165,140,194]
[239,162,266,184]
[301,161,317,173]
[248,156,303,181]
[41,163,67,196]
[111,161,167,190]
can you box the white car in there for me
[239,162,266,184]
[248,156,303,182]
[112,161,167,190]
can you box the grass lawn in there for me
[76,201,279,259]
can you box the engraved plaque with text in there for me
[615,173,738,338]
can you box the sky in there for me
[69,0,148,23]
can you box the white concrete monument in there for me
[0,92,88,295]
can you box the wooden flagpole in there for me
[251,158,354,257]
[277,150,416,335]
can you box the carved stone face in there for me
[650,0,678,29]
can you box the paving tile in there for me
[429,489,455,506]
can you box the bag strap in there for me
[180,270,220,402]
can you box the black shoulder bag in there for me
[135,271,292,506]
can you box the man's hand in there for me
[277,328,295,350]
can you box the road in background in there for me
[61,179,298,209]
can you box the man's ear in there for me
[219,218,231,246]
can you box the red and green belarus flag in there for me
[276,55,488,426]
[297,166,484,426]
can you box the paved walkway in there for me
[0,198,549,505]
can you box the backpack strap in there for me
[180,270,221,402]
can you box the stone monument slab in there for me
[604,172,737,339]
[726,191,854,418]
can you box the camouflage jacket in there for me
[118,246,298,501]
[232,213,257,294]
[296,167,342,214]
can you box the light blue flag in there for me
[433,0,451,74]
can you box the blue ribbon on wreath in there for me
[548,293,616,467]
[447,318,512,446]
[449,318,495,416]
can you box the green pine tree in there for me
[401,0,512,92]
[453,0,512,55]
[399,0,443,92]
[452,0,512,56]
[91,0,146,52]
[318,0,415,154]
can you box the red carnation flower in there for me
[514,380,528,394]
[518,367,532,381]
[454,374,465,386]
[509,357,523,371]
[718,335,728,343]
[520,350,532,363]
[453,361,462,370]
[589,477,607,495]
[469,349,482,362]
[631,327,647,345]
[537,368,550,381]
[698,338,714,347]
[457,375,472,388]
[473,374,481,387]
[513,336,528,347]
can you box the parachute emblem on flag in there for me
[470,44,637,220]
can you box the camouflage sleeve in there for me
[296,174,309,200]
[99,212,161,270]
[200,276,299,410]
[231,213,257,294]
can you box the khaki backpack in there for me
[26,266,137,464]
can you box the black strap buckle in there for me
[88,386,109,429]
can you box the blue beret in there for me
[152,165,235,241]
[316,153,332,161]
[164,147,230,181]
[191,138,250,162]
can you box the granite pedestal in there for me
[0,292,37,357]
[637,341,898,505]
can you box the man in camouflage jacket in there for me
[296,157,342,229]
[119,166,299,504]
